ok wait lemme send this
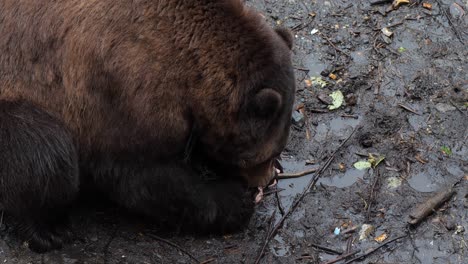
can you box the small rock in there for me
[344,107,353,114]
[435,103,456,113]
[455,225,465,234]
[359,133,373,148]
[443,218,456,230]
[317,93,333,105]
[359,224,374,241]
[321,65,334,77]
[346,93,357,106]
[292,111,305,127]
[449,3,465,20]
[382,35,392,44]
[381,27,393,37]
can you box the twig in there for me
[263,188,285,196]
[344,234,408,264]
[366,170,381,222]
[450,100,466,116]
[254,212,276,264]
[369,0,392,5]
[103,225,119,264]
[398,103,421,115]
[374,62,383,95]
[291,17,314,32]
[200,258,216,264]
[408,187,456,225]
[341,226,358,235]
[341,114,359,119]
[254,127,359,264]
[147,233,200,263]
[310,243,343,255]
[277,168,319,179]
[434,0,465,44]
[319,32,351,58]
[322,250,360,264]
[294,66,310,72]
[275,186,285,215]
[310,108,329,113]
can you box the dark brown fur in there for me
[0,0,295,252]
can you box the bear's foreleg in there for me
[0,100,80,253]
[103,162,255,234]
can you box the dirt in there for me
[1,0,467,263]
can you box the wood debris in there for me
[408,187,456,225]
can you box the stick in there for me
[319,32,351,58]
[408,187,456,225]
[147,233,200,263]
[277,168,319,179]
[341,114,359,119]
[366,170,380,222]
[253,212,276,264]
[254,127,359,264]
[310,243,343,255]
[344,234,407,264]
[322,250,360,264]
[275,186,285,215]
[398,103,421,115]
[434,0,465,44]
[369,0,392,5]
[450,100,466,116]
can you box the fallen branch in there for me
[147,233,200,264]
[254,127,359,264]
[408,187,456,225]
[277,168,318,179]
[344,234,407,264]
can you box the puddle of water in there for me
[315,116,361,141]
[303,55,326,77]
[270,234,290,257]
[277,159,315,210]
[317,168,366,188]
[407,168,441,193]
[351,50,369,65]
[329,116,361,135]
[277,158,363,210]
[408,115,427,132]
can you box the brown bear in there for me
[0,0,295,253]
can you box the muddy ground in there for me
[1,0,467,263]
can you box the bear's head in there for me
[190,4,296,188]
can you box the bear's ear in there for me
[275,27,293,50]
[252,88,282,118]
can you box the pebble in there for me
[346,93,357,106]
[292,111,305,127]
[317,93,332,105]
[443,218,456,231]
[449,3,465,20]
[435,103,456,113]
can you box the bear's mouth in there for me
[240,157,283,188]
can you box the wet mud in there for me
[1,0,467,263]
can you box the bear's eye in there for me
[251,88,282,118]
